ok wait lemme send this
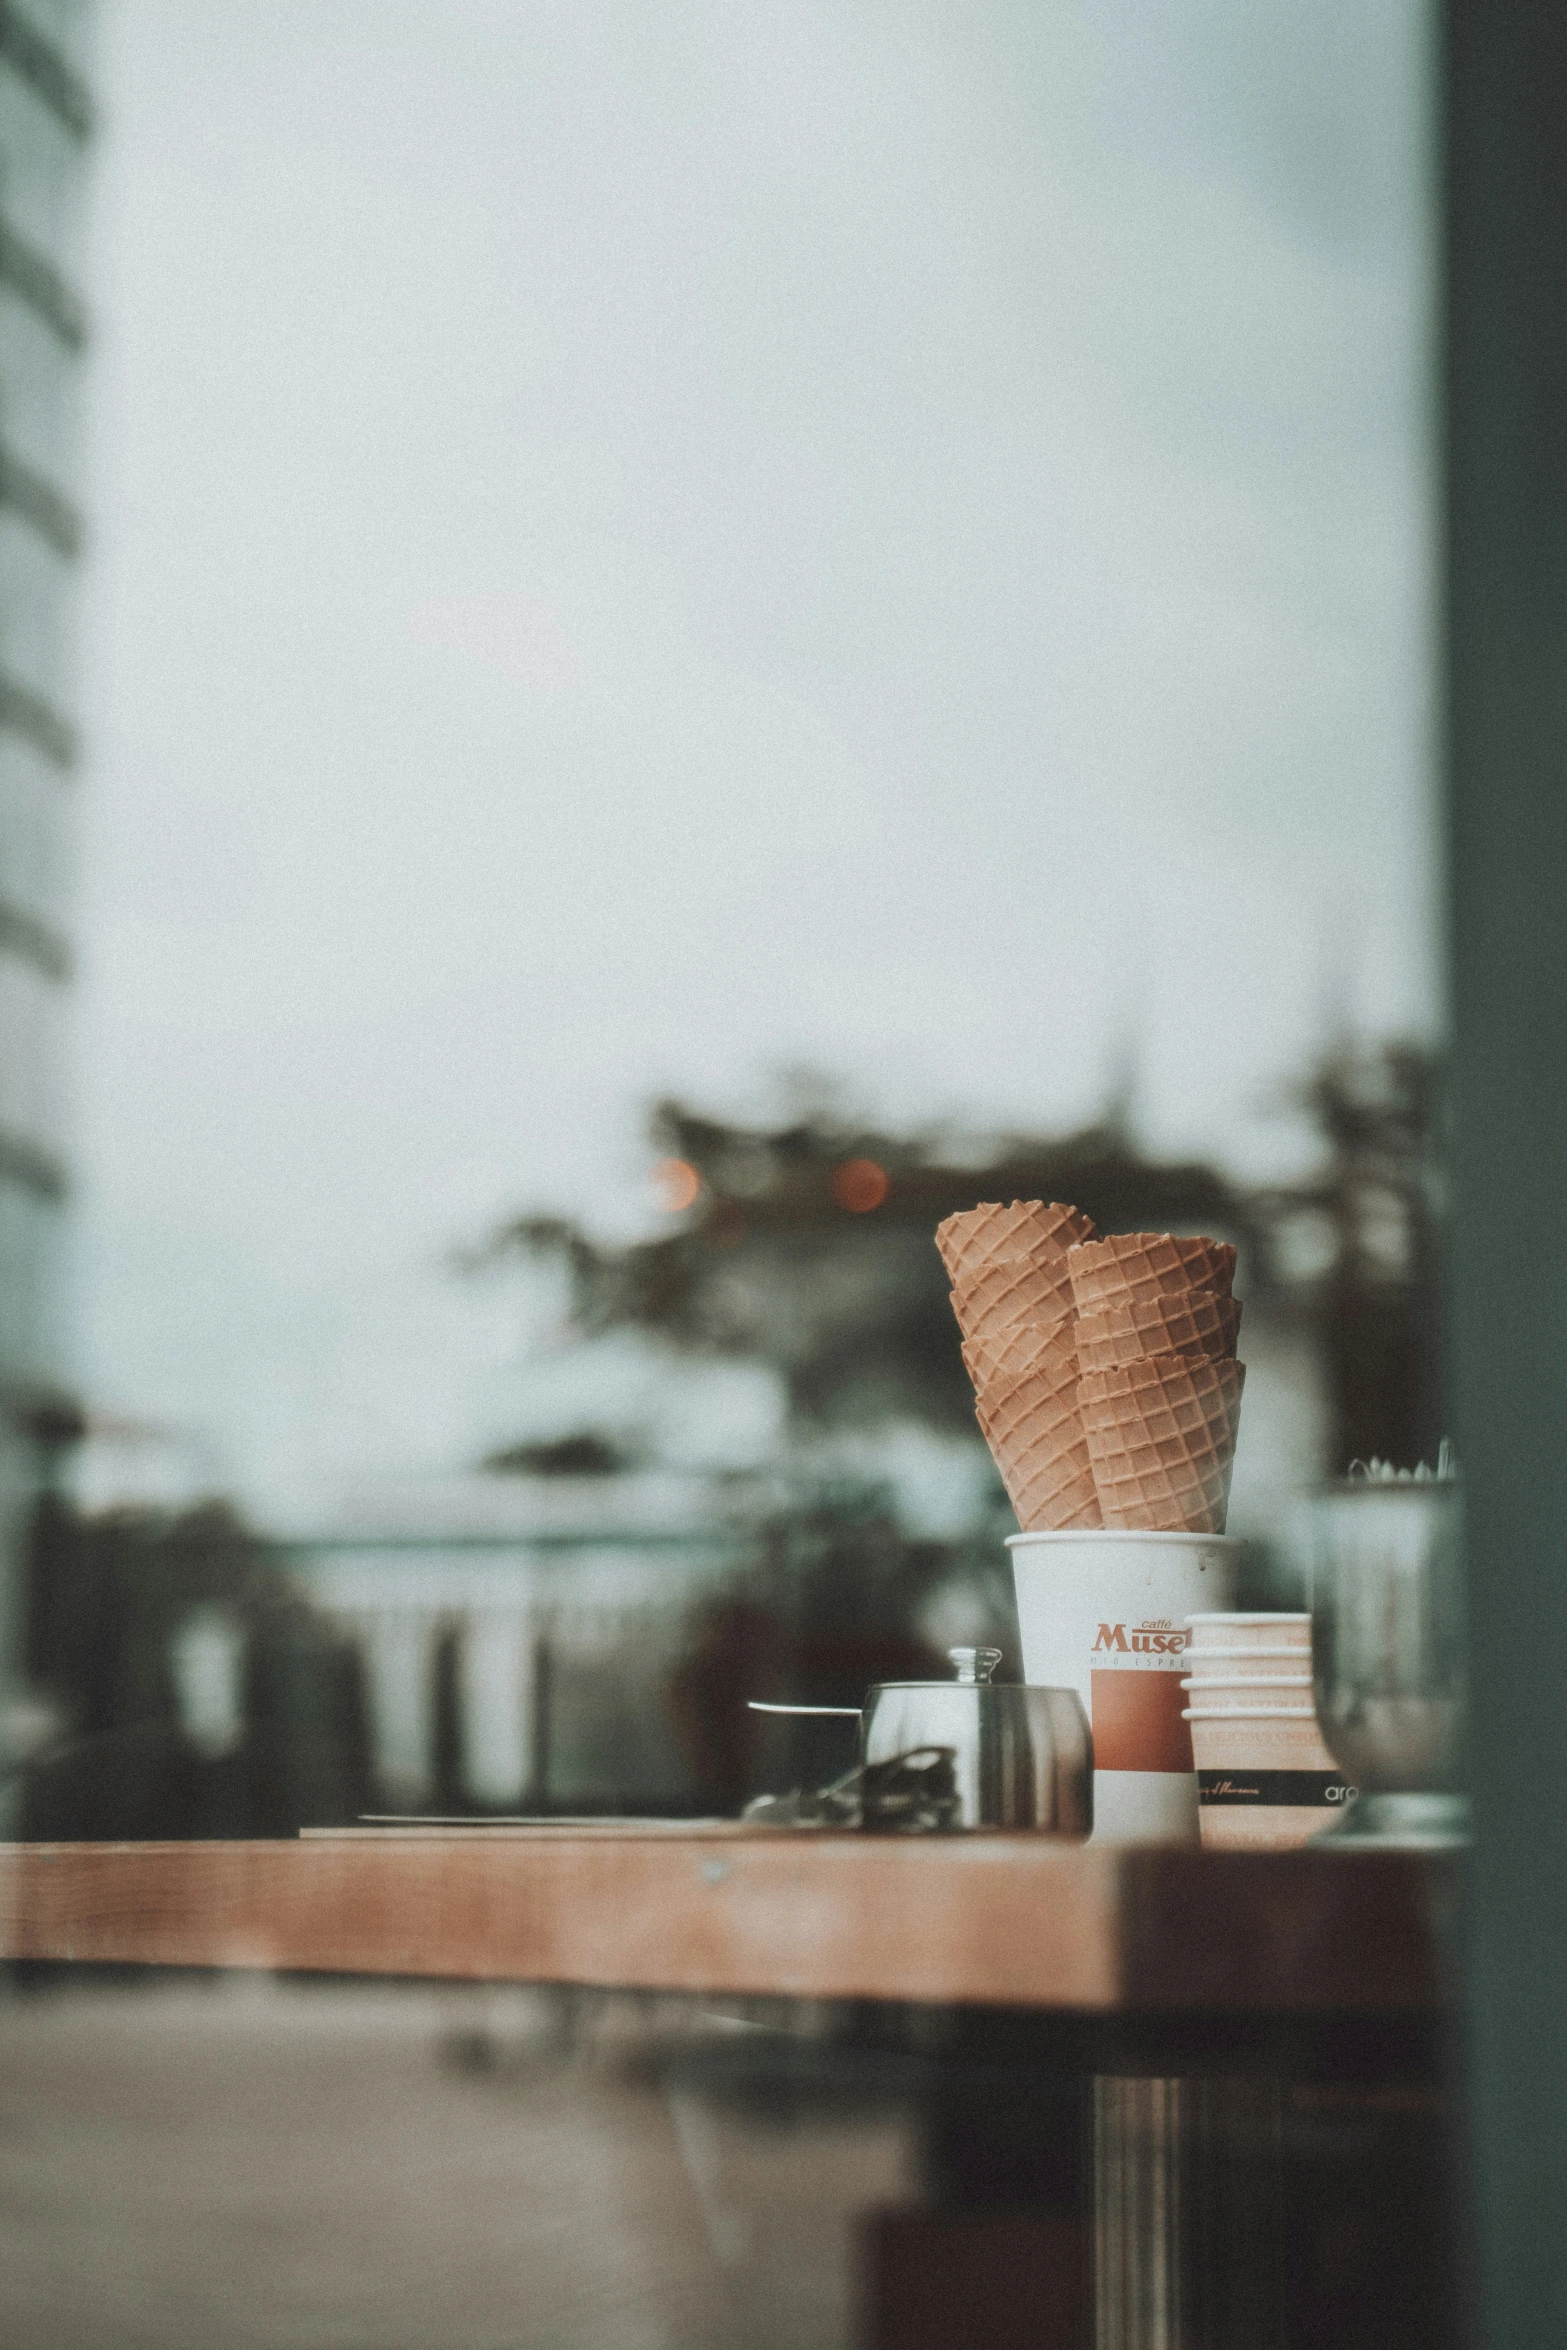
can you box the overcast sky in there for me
[74,0,1434,1517]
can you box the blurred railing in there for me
[263,1531,744,1817]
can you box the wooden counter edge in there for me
[0,1836,1456,2014]
[0,1835,1121,2009]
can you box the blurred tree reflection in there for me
[1251,1040,1445,1472]
[476,1092,1254,1437]
[478,1040,1443,1475]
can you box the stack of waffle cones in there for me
[937,1200,1101,1531]
[1068,1232,1244,1535]
[939,1209,1246,1536]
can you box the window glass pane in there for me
[0,14,1455,2350]
[0,735,71,923]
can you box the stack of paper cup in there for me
[1182,1613,1355,1849]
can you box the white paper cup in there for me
[1183,1704,1353,1850]
[1008,1529,1242,1843]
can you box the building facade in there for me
[0,1,91,1747]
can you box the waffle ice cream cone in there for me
[1074,1289,1242,1373]
[1079,1353,1246,1535]
[935,1199,1097,1289]
[937,1198,1106,1531]
[983,1359,1101,1531]
[1067,1232,1237,1318]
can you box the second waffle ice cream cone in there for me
[1075,1289,1241,1373]
[1079,1352,1246,1535]
[1068,1232,1236,1318]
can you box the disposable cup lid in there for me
[1185,1612,1309,1625]
[1179,1644,1308,1659]
[1181,1672,1312,1687]
[1183,1704,1318,1720]
[1184,1657,1311,1669]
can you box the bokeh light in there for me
[831,1158,889,1213]
[652,1157,703,1213]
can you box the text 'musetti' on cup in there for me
[1010,1530,1241,1842]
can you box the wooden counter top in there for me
[0,1830,1457,2014]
